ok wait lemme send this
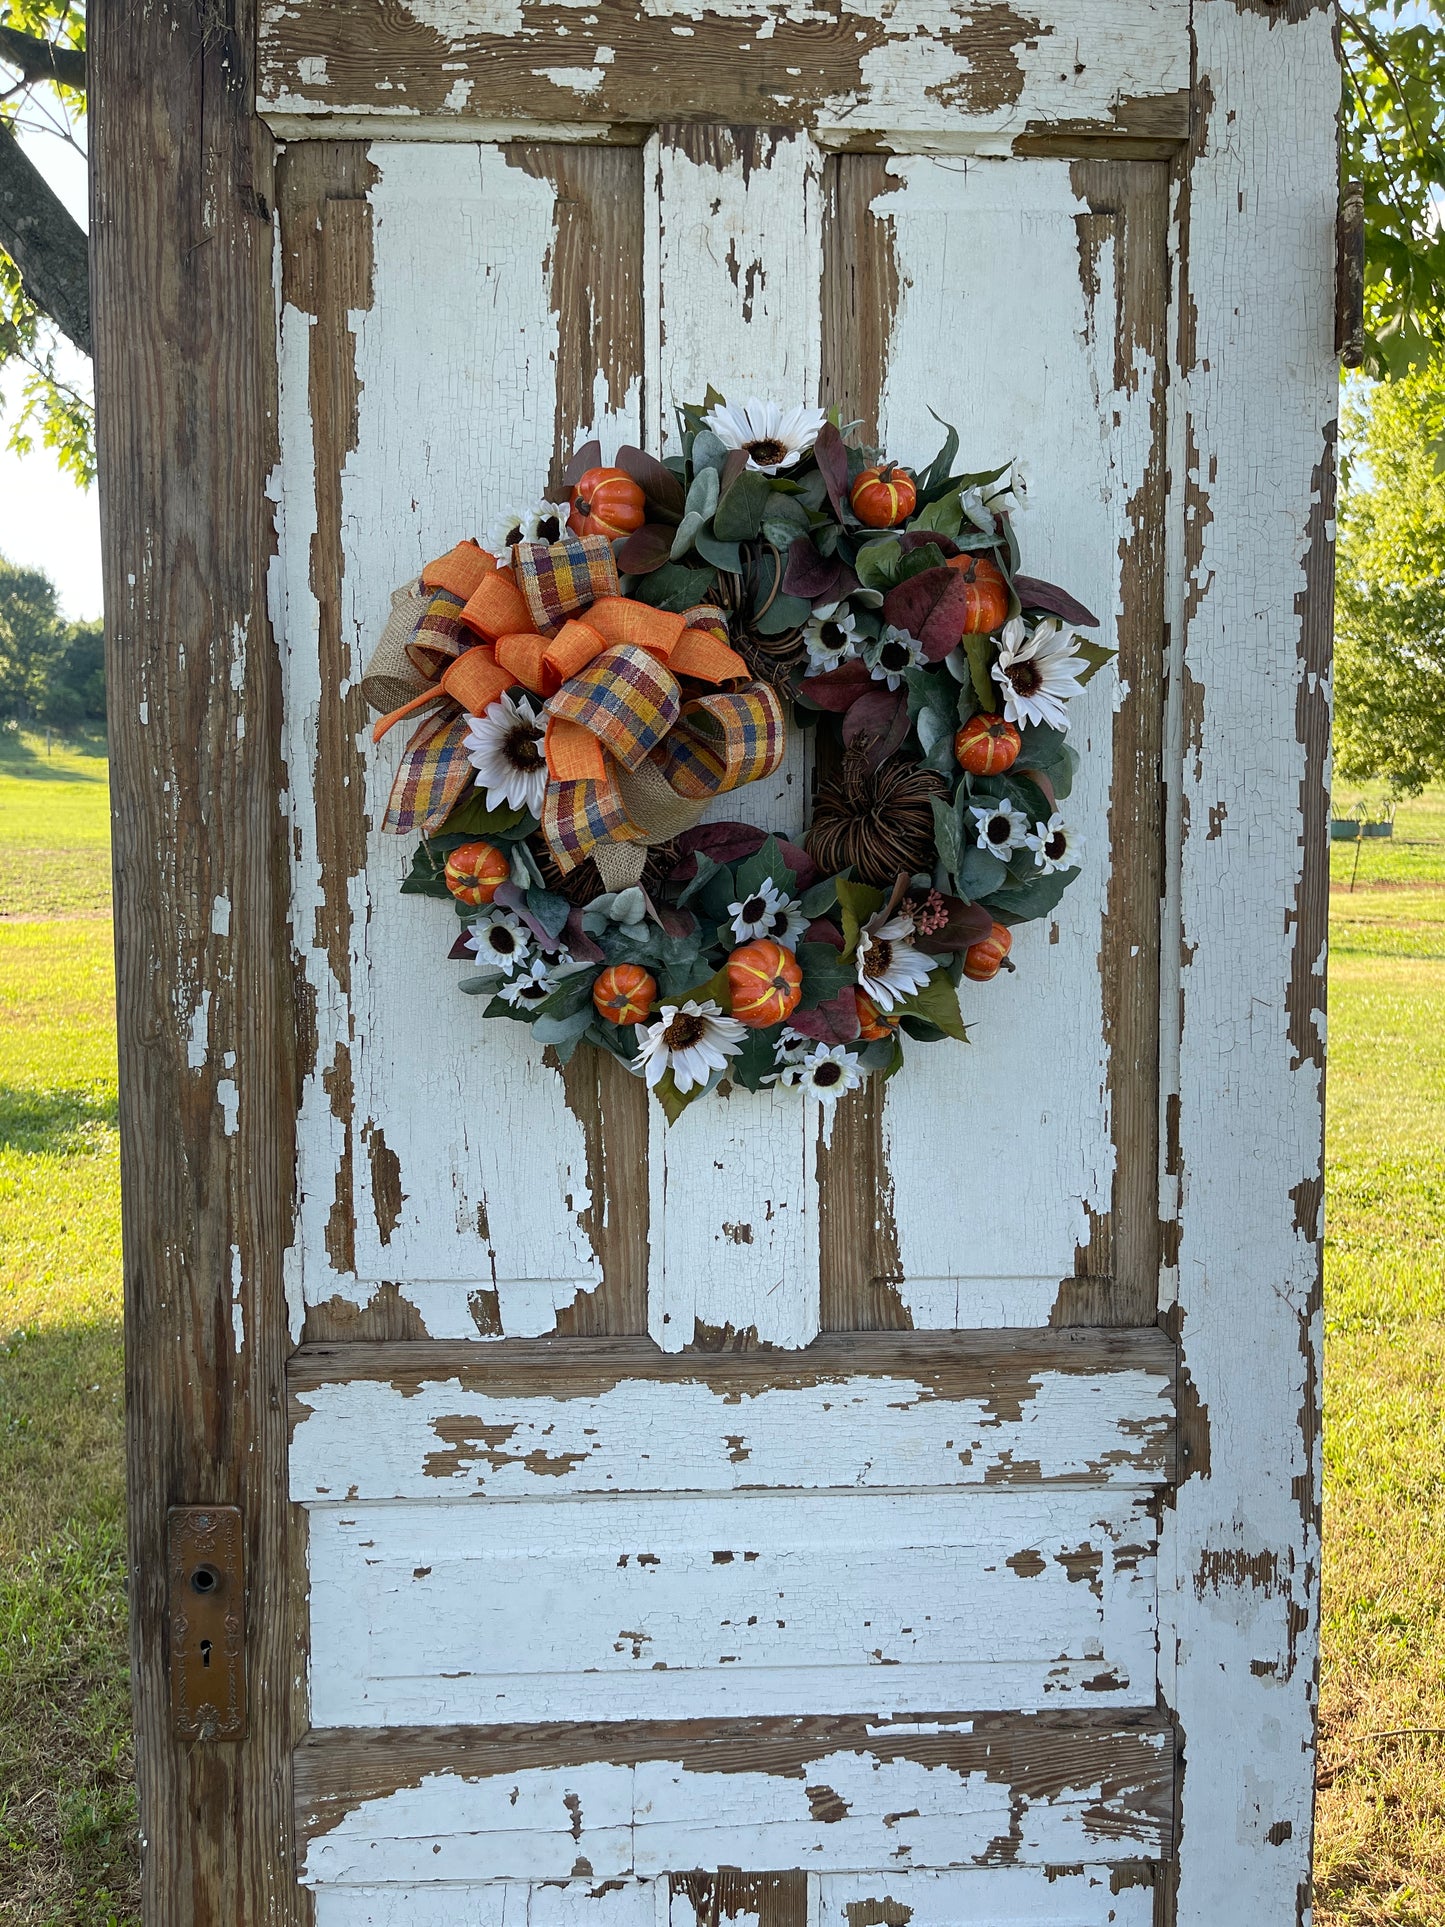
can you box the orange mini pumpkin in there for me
[851,463,917,529]
[568,466,646,542]
[945,553,1010,633]
[962,921,1013,983]
[444,839,511,907]
[593,963,658,1027]
[955,713,1021,776]
[727,939,803,1030]
[854,988,897,1041]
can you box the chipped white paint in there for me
[289,1362,1175,1501]
[1159,3,1335,1921]
[313,1882,659,1927]
[185,987,211,1070]
[230,1244,244,1354]
[816,1869,1152,1927]
[257,0,1190,155]
[216,1077,239,1136]
[305,1731,1167,1883]
[307,1486,1157,1724]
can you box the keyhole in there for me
[200,1638,212,1669]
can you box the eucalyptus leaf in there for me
[670,509,706,560]
[714,467,772,542]
[458,972,501,996]
[636,561,718,612]
[532,1008,595,1051]
[955,842,1010,897]
[690,428,730,474]
[694,530,744,572]
[686,464,721,517]
[753,592,813,636]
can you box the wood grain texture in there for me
[91,0,302,1918]
[255,0,1192,151]
[1157,4,1336,1920]
[295,1713,1173,1879]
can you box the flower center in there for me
[1045,831,1067,861]
[1005,661,1042,696]
[986,816,1012,846]
[519,979,549,1001]
[820,622,847,650]
[867,937,894,976]
[490,927,518,954]
[505,722,545,772]
[746,437,788,466]
[813,1062,843,1088]
[662,1011,707,1050]
[879,641,909,671]
[767,911,791,938]
[536,514,562,541]
[741,894,768,922]
[504,522,525,547]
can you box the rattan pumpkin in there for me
[593,963,658,1026]
[444,839,511,906]
[805,751,948,888]
[727,940,803,1029]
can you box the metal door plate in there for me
[167,1505,246,1740]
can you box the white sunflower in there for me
[728,876,807,947]
[960,468,1025,531]
[463,692,548,816]
[969,799,1031,859]
[793,1042,865,1104]
[803,601,860,673]
[497,956,562,1008]
[483,500,570,556]
[991,616,1088,732]
[867,623,925,691]
[466,909,531,977]
[702,397,828,475]
[1026,812,1085,876]
[855,908,936,1013]
[634,999,748,1094]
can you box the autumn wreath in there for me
[364,394,1111,1119]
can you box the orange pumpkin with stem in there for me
[944,552,1010,633]
[851,464,917,529]
[444,839,511,906]
[854,988,897,1041]
[954,713,1021,776]
[568,467,646,541]
[593,964,658,1026]
[962,922,1012,982]
[727,940,803,1029]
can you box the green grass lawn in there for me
[0,731,1441,1921]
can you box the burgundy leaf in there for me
[1015,765,1057,811]
[448,929,474,961]
[804,916,844,950]
[719,447,751,494]
[776,839,821,891]
[562,907,606,964]
[672,821,768,874]
[1012,575,1100,627]
[615,443,686,518]
[782,536,844,601]
[842,687,905,747]
[797,658,875,712]
[906,892,993,954]
[494,881,565,953]
[616,522,675,574]
[813,421,852,521]
[560,439,602,490]
[882,565,977,661]
[898,530,963,559]
[654,906,699,940]
[786,984,861,1045]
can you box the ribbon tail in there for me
[381,710,475,835]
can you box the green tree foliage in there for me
[0,552,104,723]
[1335,367,1445,797]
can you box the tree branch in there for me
[0,122,90,354]
[0,26,87,93]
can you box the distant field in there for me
[1330,785,1445,890]
[0,727,112,920]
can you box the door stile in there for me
[92,2,304,1921]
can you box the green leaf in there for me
[799,876,839,919]
[731,1025,784,1091]
[753,591,813,636]
[735,834,799,902]
[713,467,772,542]
[524,886,573,942]
[670,509,706,560]
[686,464,721,517]
[979,865,1079,924]
[694,529,744,572]
[836,877,885,957]
[652,1066,707,1124]
[909,488,964,538]
[918,412,961,497]
[399,838,456,899]
[893,970,967,1041]
[796,942,856,1009]
[533,1009,594,1053]
[931,794,962,876]
[439,793,535,840]
[684,962,734,1012]
[529,967,601,1025]
[955,842,1009,897]
[690,428,730,474]
[963,634,996,709]
[635,561,718,612]
[1075,639,1117,686]
[855,538,903,591]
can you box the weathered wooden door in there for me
[95,2,1337,1923]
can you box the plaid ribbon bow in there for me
[363,534,786,875]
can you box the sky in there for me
[1,119,103,622]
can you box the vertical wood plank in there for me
[1160,3,1336,1920]
[91,2,303,1920]
[646,126,825,1351]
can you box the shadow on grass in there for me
[0,1086,118,1157]
[0,727,109,785]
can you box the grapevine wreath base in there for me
[364,394,1111,1120]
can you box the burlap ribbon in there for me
[363,535,786,886]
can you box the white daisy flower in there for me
[702,397,828,475]
[763,1029,812,1086]
[969,799,1031,859]
[855,909,936,1013]
[960,469,1025,531]
[1026,812,1084,875]
[464,692,548,816]
[803,601,860,673]
[483,500,570,555]
[635,999,748,1094]
[466,909,531,976]
[794,1042,866,1104]
[497,956,561,1008]
[867,623,926,691]
[991,616,1088,733]
[728,876,807,947]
